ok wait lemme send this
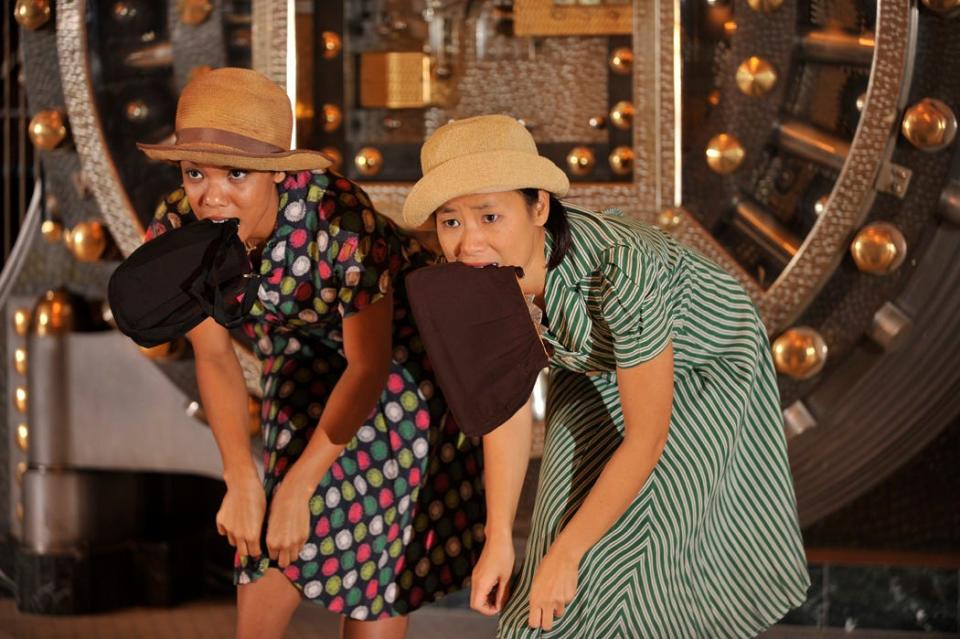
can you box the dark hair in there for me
[520,188,570,269]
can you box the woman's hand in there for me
[469,534,516,615]
[265,472,315,568]
[216,469,267,559]
[527,543,581,631]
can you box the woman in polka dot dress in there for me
[137,68,484,639]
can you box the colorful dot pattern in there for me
[146,171,485,619]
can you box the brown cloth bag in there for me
[405,262,548,437]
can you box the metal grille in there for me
[2,0,38,269]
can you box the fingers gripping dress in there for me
[497,207,810,639]
[145,170,485,620]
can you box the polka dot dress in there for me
[146,170,485,619]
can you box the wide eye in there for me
[184,168,203,180]
[228,169,248,180]
[482,213,499,224]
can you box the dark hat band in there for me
[176,127,286,154]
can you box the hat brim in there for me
[137,142,332,172]
[400,150,570,229]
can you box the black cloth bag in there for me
[406,262,548,437]
[107,218,260,347]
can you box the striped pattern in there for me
[497,207,810,638]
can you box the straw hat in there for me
[137,67,331,172]
[400,115,569,228]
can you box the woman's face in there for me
[435,190,549,271]
[180,162,284,240]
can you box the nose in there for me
[457,222,487,259]
[201,180,227,208]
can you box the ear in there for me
[532,189,550,227]
[273,171,286,184]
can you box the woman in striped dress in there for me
[400,115,811,638]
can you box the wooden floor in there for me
[1,597,956,639]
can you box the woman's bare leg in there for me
[235,568,302,639]
[340,615,410,639]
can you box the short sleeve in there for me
[599,244,672,367]
[320,177,401,318]
[143,188,195,242]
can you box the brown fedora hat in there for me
[137,67,331,172]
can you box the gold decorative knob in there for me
[747,0,783,13]
[724,20,737,37]
[855,92,866,112]
[656,208,683,232]
[608,146,634,176]
[13,348,28,375]
[707,90,721,107]
[321,31,342,59]
[772,327,828,379]
[16,462,27,485]
[920,0,960,14]
[814,194,830,217]
[588,115,606,130]
[14,0,50,30]
[354,147,384,177]
[41,219,64,243]
[850,222,907,274]
[16,424,29,451]
[14,387,28,414]
[322,104,343,132]
[180,0,212,25]
[608,47,633,75]
[735,57,778,97]
[12,308,31,337]
[125,99,150,122]
[705,133,745,174]
[609,101,634,130]
[901,98,957,152]
[322,147,343,172]
[32,289,75,336]
[28,110,67,150]
[566,147,596,177]
[65,221,108,262]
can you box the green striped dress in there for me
[498,206,810,638]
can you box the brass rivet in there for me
[28,110,67,150]
[566,147,596,177]
[322,104,343,132]
[656,208,684,232]
[13,0,51,30]
[772,327,828,379]
[608,48,633,75]
[747,0,783,13]
[14,387,28,414]
[901,98,957,152]
[850,222,907,275]
[13,348,28,376]
[41,219,64,244]
[735,57,778,97]
[32,289,75,336]
[705,133,745,174]
[12,308,31,337]
[609,101,635,130]
[65,221,108,262]
[354,147,384,177]
[608,146,634,177]
[321,32,342,59]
